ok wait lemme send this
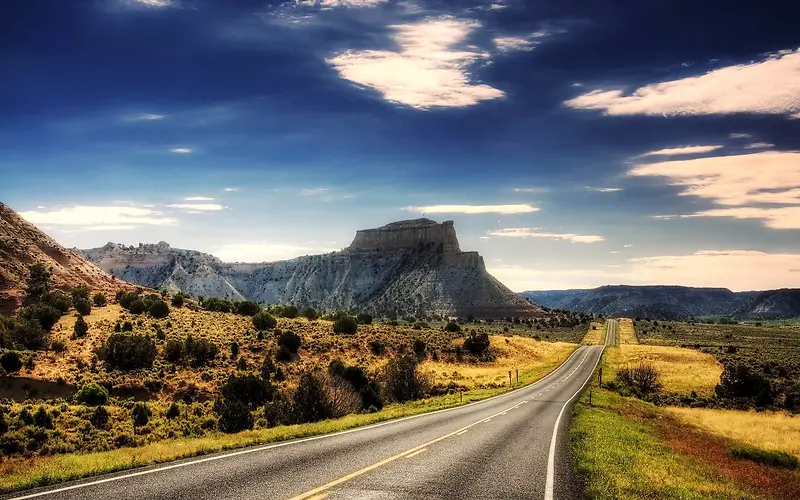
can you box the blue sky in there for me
[3,0,800,292]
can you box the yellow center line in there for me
[456,429,469,436]
[405,448,428,459]
[305,495,329,500]
[287,399,528,500]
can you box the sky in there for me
[2,0,800,292]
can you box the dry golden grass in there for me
[607,344,722,395]
[666,407,800,459]
[617,318,637,344]
[423,336,576,389]
[582,322,605,345]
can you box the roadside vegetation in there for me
[571,318,800,499]
[582,321,605,345]
[0,264,578,493]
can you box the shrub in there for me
[326,375,361,418]
[369,339,385,356]
[328,359,346,377]
[71,286,91,303]
[277,331,302,354]
[412,339,426,357]
[731,445,799,469]
[617,362,662,395]
[201,297,233,313]
[0,351,23,373]
[302,307,319,320]
[91,406,110,429]
[171,294,184,307]
[342,366,369,390]
[382,354,428,403]
[41,291,72,314]
[184,335,218,367]
[148,300,170,319]
[166,402,181,420]
[164,339,184,363]
[34,406,54,429]
[356,313,373,325]
[73,298,91,316]
[236,357,248,371]
[235,301,261,316]
[252,311,277,331]
[127,299,147,315]
[360,380,384,411]
[444,321,461,333]
[221,374,273,408]
[230,341,239,359]
[463,332,490,355]
[20,304,62,331]
[716,362,771,401]
[0,412,8,436]
[333,316,358,335]
[276,345,293,362]
[260,355,276,380]
[293,372,332,423]
[102,333,157,371]
[93,293,107,307]
[75,383,109,406]
[132,402,151,427]
[7,319,48,350]
[121,321,133,332]
[281,305,299,319]
[73,315,89,338]
[51,339,66,352]
[218,400,253,433]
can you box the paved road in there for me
[7,335,611,500]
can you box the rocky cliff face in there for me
[83,219,543,319]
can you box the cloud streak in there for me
[407,204,539,214]
[20,206,177,229]
[487,228,604,243]
[565,48,800,117]
[640,145,723,156]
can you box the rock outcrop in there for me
[83,219,543,319]
[0,202,130,313]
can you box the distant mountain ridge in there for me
[520,285,800,319]
[83,219,544,319]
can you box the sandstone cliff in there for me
[83,219,543,319]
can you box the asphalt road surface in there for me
[8,328,613,500]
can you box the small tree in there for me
[302,307,319,320]
[26,263,51,298]
[20,304,62,331]
[235,300,261,316]
[34,406,54,429]
[74,298,91,316]
[75,383,109,406]
[0,351,23,373]
[71,286,91,303]
[91,405,110,429]
[132,402,151,427]
[164,339,184,363]
[166,402,181,420]
[444,321,461,333]
[221,374,273,408]
[293,372,333,423]
[102,333,157,371]
[277,331,302,354]
[171,293,184,307]
[252,311,277,331]
[148,300,170,319]
[93,293,107,307]
[281,305,299,318]
[218,400,253,433]
[73,315,89,338]
[463,332,490,355]
[413,339,426,357]
[127,298,147,315]
[356,313,373,325]
[382,354,428,403]
[333,316,358,335]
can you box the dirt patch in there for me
[0,376,76,402]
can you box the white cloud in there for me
[640,145,724,156]
[792,112,800,119]
[565,48,800,117]
[624,244,634,248]
[729,133,752,139]
[170,147,193,154]
[301,187,330,196]
[744,142,775,149]
[319,0,386,7]
[406,204,539,214]
[587,187,623,193]
[223,187,239,192]
[19,206,176,229]
[184,196,214,201]
[133,0,171,7]
[327,18,504,109]
[167,204,225,211]
[487,228,604,243]
[126,113,165,121]
[212,243,339,263]
[513,187,549,193]
[629,151,800,228]
[494,30,550,53]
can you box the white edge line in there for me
[8,346,589,500]
[543,346,603,500]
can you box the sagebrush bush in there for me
[102,333,157,371]
[75,383,109,406]
[74,298,91,316]
[617,362,661,395]
[132,402,151,427]
[444,321,461,333]
[252,311,277,331]
[277,331,302,354]
[148,300,170,319]
[333,316,358,335]
[93,293,107,307]
[73,315,88,338]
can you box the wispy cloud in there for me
[744,142,775,149]
[170,147,193,154]
[318,0,386,8]
[223,187,239,192]
[300,187,330,196]
[184,196,214,201]
[630,151,800,228]
[586,187,623,193]
[327,18,504,109]
[167,204,225,211]
[126,113,165,121]
[487,228,604,243]
[624,244,634,248]
[565,48,800,117]
[494,30,550,53]
[640,145,724,156]
[20,206,177,229]
[406,204,539,214]
[513,187,549,193]
[730,133,752,139]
